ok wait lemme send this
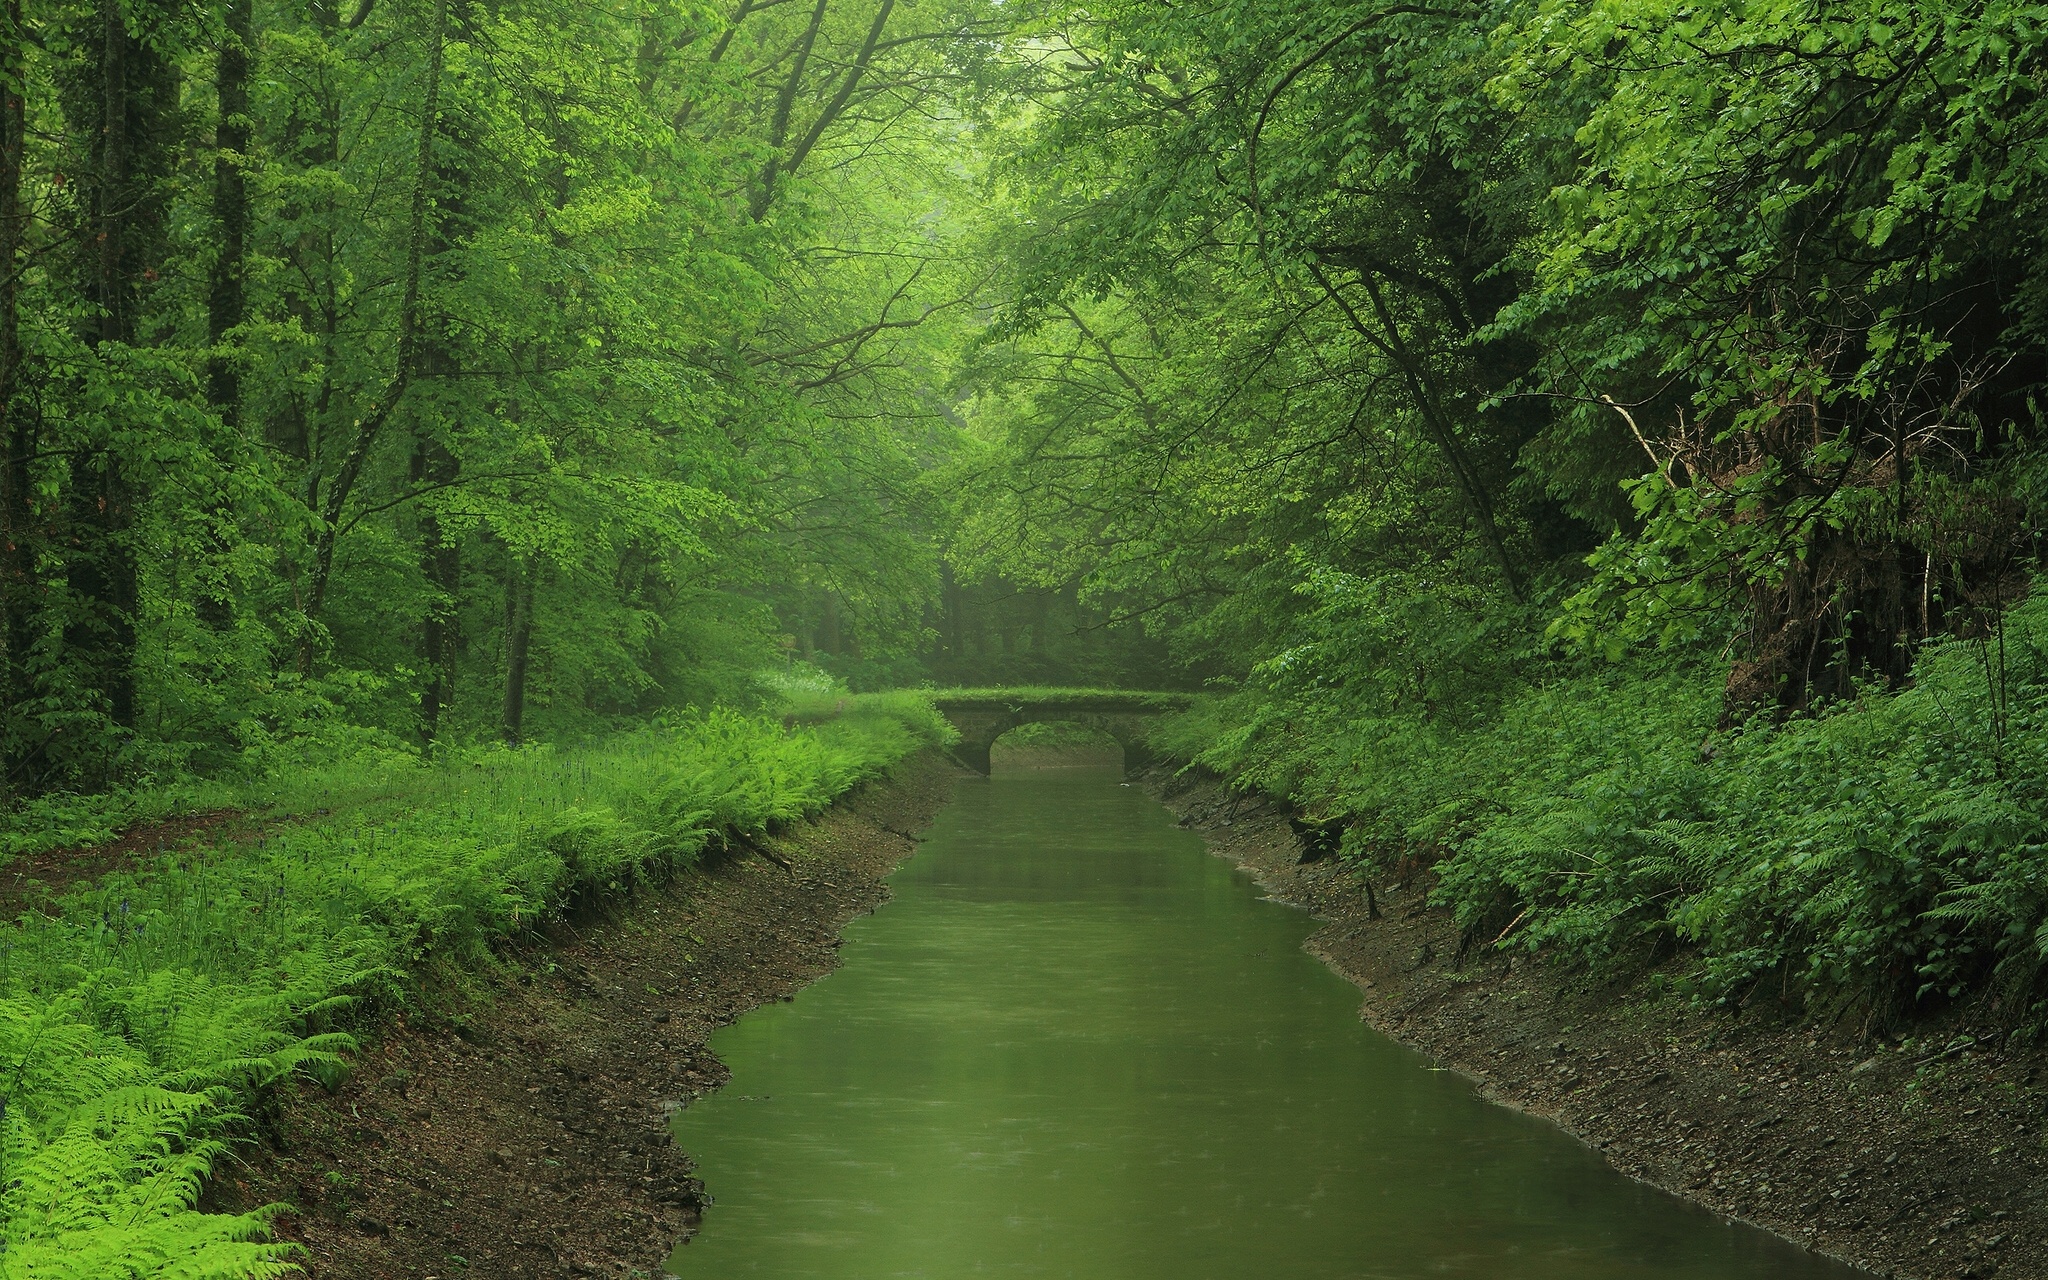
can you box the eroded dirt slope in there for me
[209,752,965,1279]
[1147,768,2047,1280]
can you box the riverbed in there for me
[669,765,1862,1278]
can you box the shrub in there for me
[1154,584,2048,1027]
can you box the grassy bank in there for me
[0,696,952,1278]
[1152,588,2048,1032]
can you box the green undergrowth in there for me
[1152,588,2048,1032]
[1,782,232,865]
[0,696,952,1277]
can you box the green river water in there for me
[668,765,1864,1279]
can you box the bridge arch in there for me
[931,691,1192,775]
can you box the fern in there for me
[1164,581,2048,1019]
[0,696,944,1275]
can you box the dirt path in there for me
[1144,768,2048,1280]
[208,753,964,1279]
[1,807,250,919]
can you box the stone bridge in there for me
[932,690,1194,775]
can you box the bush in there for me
[1155,584,2048,1027]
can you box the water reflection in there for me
[669,766,1863,1279]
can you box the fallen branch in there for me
[731,831,793,873]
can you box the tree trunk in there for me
[0,0,35,793]
[819,591,842,657]
[96,0,124,348]
[501,560,535,744]
[190,0,253,634]
[941,561,964,663]
[303,0,447,627]
[208,0,251,414]
[65,0,151,736]
[1308,259,1524,601]
[412,437,459,752]
[412,0,475,751]
[747,0,826,221]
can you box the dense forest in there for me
[6,0,2048,1269]
[958,0,2048,1028]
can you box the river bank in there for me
[204,750,964,1279]
[1143,767,2048,1280]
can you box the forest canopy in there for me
[12,0,2042,783]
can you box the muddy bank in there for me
[1144,767,2048,1280]
[209,751,963,1279]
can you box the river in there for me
[668,763,1864,1278]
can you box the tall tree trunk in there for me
[411,1,477,753]
[191,0,253,634]
[96,0,124,349]
[940,561,964,663]
[747,0,826,221]
[819,591,842,657]
[303,0,447,626]
[208,0,250,415]
[501,560,535,744]
[412,437,459,752]
[65,0,150,737]
[0,0,36,794]
[288,0,347,653]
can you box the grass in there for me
[0,694,954,1278]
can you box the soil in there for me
[205,751,965,1280]
[1143,767,2048,1280]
